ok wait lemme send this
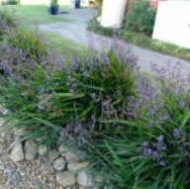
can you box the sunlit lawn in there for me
[0,5,87,59]
[0,5,71,26]
[43,32,87,59]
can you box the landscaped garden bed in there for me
[1,6,190,189]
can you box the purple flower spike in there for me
[102,99,111,107]
[157,135,164,142]
[158,160,166,167]
[152,150,161,161]
[142,142,149,147]
[144,148,153,156]
[173,128,183,139]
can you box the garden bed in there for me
[1,7,190,189]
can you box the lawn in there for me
[0,5,86,58]
[121,31,190,61]
[43,32,87,59]
[0,5,71,26]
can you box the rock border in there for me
[7,127,105,189]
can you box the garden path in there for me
[38,8,190,84]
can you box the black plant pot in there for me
[48,5,59,15]
[75,0,80,8]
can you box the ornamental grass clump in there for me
[0,43,36,81]
[98,67,190,188]
[131,68,190,188]
[0,28,59,81]
[43,50,138,140]
[7,28,48,62]
[0,64,56,145]
[0,11,17,39]
[133,86,190,188]
[0,41,57,82]
[0,49,138,147]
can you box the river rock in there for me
[38,145,48,156]
[68,162,89,171]
[77,171,93,187]
[10,142,24,162]
[56,172,76,187]
[24,140,38,160]
[48,149,59,162]
[53,157,66,171]
[65,152,79,163]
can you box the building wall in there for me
[101,0,127,28]
[153,0,190,48]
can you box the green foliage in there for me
[94,0,102,6]
[0,50,137,147]
[49,51,136,130]
[0,65,58,146]
[2,5,190,187]
[0,43,36,81]
[87,13,118,37]
[7,28,47,61]
[0,32,59,82]
[121,31,190,61]
[124,0,156,36]
[95,0,102,3]
[0,6,70,26]
[2,0,18,5]
[93,76,190,188]
[0,11,17,39]
[51,0,58,6]
[132,88,190,189]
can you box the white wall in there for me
[101,0,127,28]
[153,0,190,49]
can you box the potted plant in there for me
[49,0,59,15]
[95,0,103,8]
[75,0,80,8]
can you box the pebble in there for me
[24,140,38,160]
[65,152,79,163]
[53,157,66,171]
[58,145,69,154]
[10,142,24,162]
[38,145,48,156]
[14,127,26,137]
[56,172,76,187]
[79,186,87,189]
[68,162,89,171]
[77,171,93,187]
[48,149,59,161]
[0,118,5,126]
[0,136,4,143]
[41,164,54,176]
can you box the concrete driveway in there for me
[38,8,190,84]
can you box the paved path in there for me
[39,8,190,83]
